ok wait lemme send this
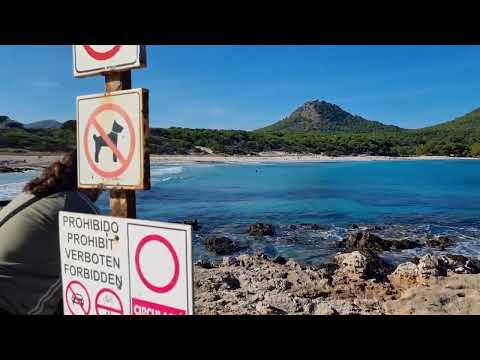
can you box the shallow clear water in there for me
[2,160,480,265]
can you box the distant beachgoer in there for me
[0,150,101,315]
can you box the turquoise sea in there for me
[1,160,480,265]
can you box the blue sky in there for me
[1,45,480,130]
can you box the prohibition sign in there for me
[95,288,124,315]
[135,234,180,294]
[83,102,136,178]
[65,280,91,315]
[83,45,122,61]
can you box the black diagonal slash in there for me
[68,285,88,315]
[92,118,127,165]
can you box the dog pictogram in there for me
[93,120,124,163]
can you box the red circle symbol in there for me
[95,288,124,315]
[135,235,180,294]
[65,280,91,315]
[83,45,122,61]
[83,102,136,179]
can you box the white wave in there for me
[150,166,184,178]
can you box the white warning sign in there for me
[129,224,192,315]
[73,45,146,78]
[76,88,149,190]
[59,211,193,315]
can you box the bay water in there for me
[2,160,479,265]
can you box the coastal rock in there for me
[286,259,303,270]
[418,254,448,278]
[218,273,241,290]
[193,252,480,315]
[339,231,387,251]
[203,235,245,255]
[195,259,214,269]
[290,223,330,231]
[322,300,365,315]
[389,254,462,288]
[255,302,287,315]
[222,256,241,267]
[389,239,422,250]
[388,262,420,288]
[333,250,391,283]
[425,235,454,250]
[248,223,275,236]
[262,292,301,313]
[200,272,241,292]
[340,230,421,252]
[273,256,288,265]
[440,254,480,274]
[366,225,383,231]
[316,262,338,280]
[312,302,339,315]
[256,278,292,292]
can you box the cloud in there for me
[32,80,61,88]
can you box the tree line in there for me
[1,125,477,157]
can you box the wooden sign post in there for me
[65,47,195,316]
[74,45,149,219]
[105,71,136,218]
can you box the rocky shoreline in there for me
[0,166,36,173]
[194,226,480,315]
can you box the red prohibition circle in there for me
[65,280,91,315]
[135,234,180,294]
[83,45,122,61]
[83,102,136,179]
[95,288,124,315]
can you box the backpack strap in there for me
[0,194,42,228]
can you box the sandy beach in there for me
[0,152,63,170]
[0,151,479,171]
[151,153,479,164]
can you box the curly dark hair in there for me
[24,150,78,198]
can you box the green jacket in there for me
[0,191,98,315]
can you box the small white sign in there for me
[77,88,148,189]
[73,45,146,77]
[59,212,193,315]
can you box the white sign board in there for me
[77,88,149,190]
[73,45,146,77]
[59,211,193,315]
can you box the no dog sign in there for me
[76,88,149,190]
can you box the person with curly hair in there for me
[0,150,101,315]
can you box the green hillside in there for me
[1,102,480,157]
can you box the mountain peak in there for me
[0,115,24,129]
[25,120,63,129]
[258,100,400,133]
[293,100,351,124]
